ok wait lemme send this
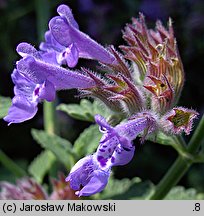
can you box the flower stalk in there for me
[150,114,204,200]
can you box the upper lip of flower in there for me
[47,4,116,66]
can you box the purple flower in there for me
[66,155,111,197]
[45,4,115,67]
[4,69,55,124]
[66,113,156,196]
[4,43,96,125]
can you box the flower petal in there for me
[65,155,94,191]
[111,145,135,166]
[38,80,56,102]
[4,95,38,125]
[94,114,113,133]
[40,31,64,52]
[49,11,115,64]
[57,4,79,29]
[17,56,96,90]
[65,44,79,68]
[75,169,110,197]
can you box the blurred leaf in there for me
[57,99,111,122]
[0,96,11,119]
[0,149,27,178]
[165,186,204,200]
[74,124,102,158]
[147,132,190,158]
[92,100,112,118]
[31,129,75,169]
[147,131,175,146]
[28,150,56,184]
[57,99,94,122]
[0,166,16,183]
[98,177,154,200]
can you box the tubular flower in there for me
[4,43,95,124]
[43,4,116,67]
[66,114,156,197]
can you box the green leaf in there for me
[31,129,75,169]
[0,96,11,119]
[147,131,175,146]
[147,132,190,157]
[0,149,27,177]
[28,150,56,183]
[74,124,102,158]
[57,99,112,122]
[57,99,94,122]
[165,186,204,200]
[92,100,112,119]
[98,177,154,200]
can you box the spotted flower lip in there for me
[66,113,157,196]
[48,4,116,67]
[65,155,111,197]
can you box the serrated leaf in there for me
[28,150,56,183]
[31,129,75,169]
[57,99,112,122]
[0,96,11,119]
[57,99,94,122]
[165,186,204,200]
[74,124,102,158]
[98,177,154,200]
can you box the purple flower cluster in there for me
[4,4,199,197]
[4,5,115,124]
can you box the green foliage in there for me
[0,149,26,178]
[57,99,111,122]
[28,150,56,184]
[73,124,102,158]
[98,177,154,200]
[0,96,11,119]
[147,132,190,158]
[165,186,204,200]
[148,131,175,146]
[31,129,76,169]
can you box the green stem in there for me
[188,115,204,154]
[43,101,59,135]
[0,149,27,177]
[35,0,50,42]
[35,0,59,135]
[149,114,204,200]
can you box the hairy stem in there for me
[150,114,204,200]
